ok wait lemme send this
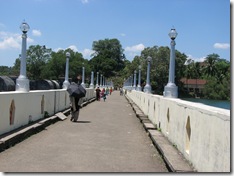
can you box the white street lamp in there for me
[81,63,85,88]
[90,71,94,88]
[133,70,137,90]
[137,65,142,91]
[62,52,70,89]
[164,28,178,98]
[16,21,30,92]
[96,72,99,87]
[144,56,152,93]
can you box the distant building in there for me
[180,78,207,94]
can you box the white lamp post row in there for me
[15,21,114,92]
[123,28,178,98]
[15,21,177,97]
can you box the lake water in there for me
[181,98,230,110]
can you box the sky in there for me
[0,0,231,67]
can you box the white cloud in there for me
[124,44,145,61]
[53,47,63,52]
[82,48,95,58]
[0,31,34,50]
[32,29,42,36]
[81,0,89,4]
[186,54,205,63]
[68,45,78,52]
[213,43,230,49]
[0,36,21,49]
[125,43,145,52]
[53,45,95,59]
[120,33,126,37]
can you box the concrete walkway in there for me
[0,91,168,172]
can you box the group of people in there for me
[68,74,114,122]
[95,86,113,101]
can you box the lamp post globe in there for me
[16,21,30,92]
[164,28,178,98]
[168,28,178,40]
[20,22,30,33]
[66,52,70,58]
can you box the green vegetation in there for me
[0,39,230,100]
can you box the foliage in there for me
[123,46,187,95]
[26,45,52,80]
[0,66,11,75]
[184,53,230,100]
[203,77,230,100]
[0,40,230,100]
[201,55,230,100]
[89,38,125,78]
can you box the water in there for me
[181,98,230,110]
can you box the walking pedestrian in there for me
[95,87,101,101]
[70,75,83,122]
[106,87,110,96]
[120,87,123,96]
[110,87,113,95]
[101,88,107,101]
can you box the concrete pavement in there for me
[0,91,169,172]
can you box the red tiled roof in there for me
[180,78,207,85]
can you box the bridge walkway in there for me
[0,91,169,172]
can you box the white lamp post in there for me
[133,70,137,90]
[90,71,94,88]
[164,28,178,98]
[144,56,152,93]
[96,72,99,87]
[16,21,30,92]
[137,65,142,91]
[62,52,70,89]
[100,74,103,87]
[81,63,85,88]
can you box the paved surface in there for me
[0,91,168,172]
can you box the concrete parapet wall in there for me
[125,90,230,172]
[0,88,95,136]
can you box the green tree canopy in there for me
[26,45,52,80]
[90,38,125,78]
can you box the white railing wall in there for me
[0,88,95,136]
[125,89,230,172]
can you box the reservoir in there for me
[181,98,230,110]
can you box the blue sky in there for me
[0,0,231,67]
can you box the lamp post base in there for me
[16,77,29,92]
[62,81,70,89]
[144,84,151,93]
[81,83,86,88]
[137,85,142,91]
[163,83,178,98]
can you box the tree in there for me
[0,66,11,75]
[11,58,20,76]
[26,45,52,80]
[90,38,125,78]
[42,49,85,80]
[202,53,219,78]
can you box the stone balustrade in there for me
[0,88,95,136]
[125,89,230,172]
